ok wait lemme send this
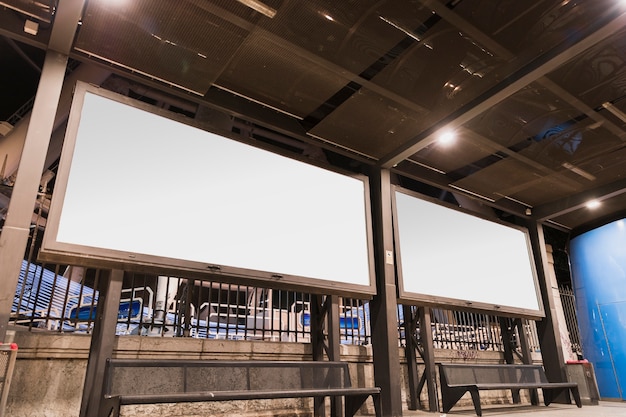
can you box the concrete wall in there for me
[4,329,538,416]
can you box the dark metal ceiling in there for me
[1,0,626,232]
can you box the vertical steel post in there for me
[79,269,124,417]
[310,295,342,416]
[526,220,570,401]
[0,0,84,342]
[516,318,539,404]
[403,305,420,410]
[368,168,403,417]
[183,279,194,337]
[499,317,521,403]
[326,295,342,417]
[311,294,326,361]
[0,50,67,341]
[418,307,439,412]
[311,294,327,417]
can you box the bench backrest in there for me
[103,359,353,397]
[439,364,549,386]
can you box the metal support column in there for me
[368,168,403,417]
[0,50,68,341]
[0,0,84,342]
[326,295,342,417]
[182,279,194,337]
[418,307,439,412]
[499,317,522,403]
[403,305,420,410]
[311,294,342,416]
[525,220,570,402]
[311,294,327,362]
[516,318,539,405]
[79,269,124,417]
[326,295,341,361]
[403,305,438,411]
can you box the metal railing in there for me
[559,285,583,357]
[0,343,17,417]
[9,260,547,353]
[397,305,541,353]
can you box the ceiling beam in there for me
[533,177,626,221]
[536,77,626,141]
[451,127,583,192]
[0,9,50,49]
[48,0,84,55]
[392,160,530,218]
[379,7,626,168]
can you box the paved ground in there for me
[402,401,626,416]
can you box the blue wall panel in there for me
[570,219,626,399]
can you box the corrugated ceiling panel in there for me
[308,88,427,159]
[518,121,625,173]
[547,28,626,111]
[570,146,626,186]
[454,0,623,55]
[75,0,253,94]
[508,173,587,208]
[451,157,582,205]
[259,0,427,76]
[215,32,352,119]
[463,85,582,149]
[372,21,507,135]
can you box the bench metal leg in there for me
[543,389,552,406]
[441,387,469,414]
[372,392,383,417]
[345,394,368,417]
[98,396,120,417]
[468,388,483,417]
[543,387,582,409]
[511,388,521,404]
[314,396,325,417]
[571,386,583,408]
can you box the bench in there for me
[98,359,382,417]
[439,363,582,416]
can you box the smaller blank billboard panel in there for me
[40,82,375,296]
[393,188,543,317]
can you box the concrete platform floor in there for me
[402,401,626,416]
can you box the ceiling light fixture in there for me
[586,199,601,209]
[437,130,457,146]
[236,0,276,18]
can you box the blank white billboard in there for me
[393,188,543,317]
[40,82,375,296]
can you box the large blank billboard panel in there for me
[40,82,375,296]
[393,188,543,317]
